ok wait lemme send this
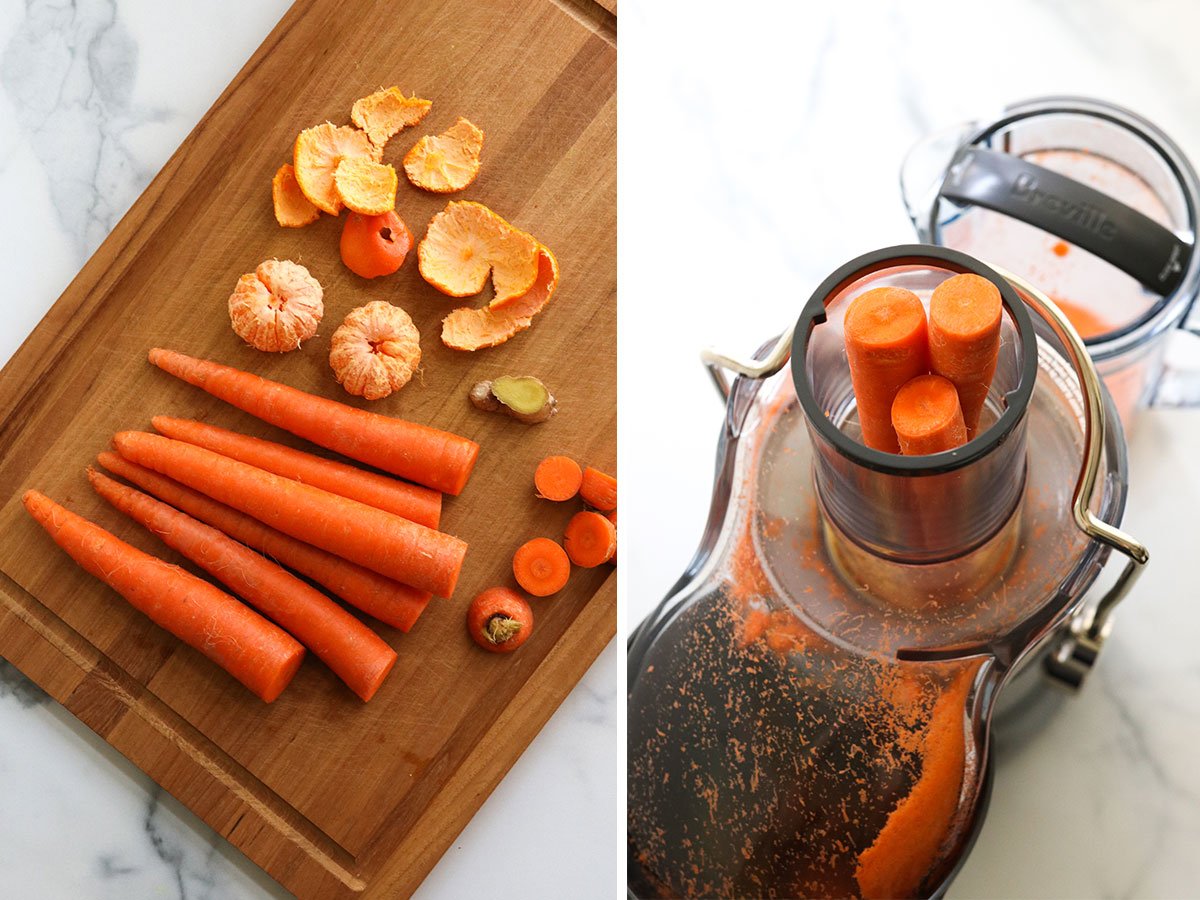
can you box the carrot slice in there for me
[513,538,571,597]
[97,452,430,631]
[113,432,467,598]
[293,122,382,215]
[929,273,1002,435]
[891,374,968,456]
[333,157,398,216]
[534,455,583,501]
[606,509,617,564]
[441,245,559,351]
[844,287,930,454]
[467,587,533,653]
[22,490,304,702]
[563,510,616,568]
[148,348,480,495]
[418,200,540,305]
[351,87,431,148]
[89,468,396,702]
[272,163,320,227]
[403,117,484,193]
[579,466,616,511]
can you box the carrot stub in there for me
[891,374,968,456]
[147,348,479,495]
[513,538,571,597]
[97,452,430,631]
[579,466,617,511]
[467,587,533,653]
[563,510,617,568]
[843,287,930,454]
[88,468,396,702]
[113,431,467,598]
[928,273,1002,436]
[21,490,304,702]
[534,455,582,501]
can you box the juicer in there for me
[627,246,1147,899]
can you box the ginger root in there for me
[469,376,556,424]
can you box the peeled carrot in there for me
[563,510,616,568]
[147,348,480,495]
[88,468,397,702]
[843,287,930,453]
[534,456,582,501]
[467,587,533,653]
[21,490,303,702]
[891,374,968,456]
[579,466,617,511]
[97,452,430,631]
[111,432,466,598]
[928,274,1002,435]
[152,416,441,528]
[513,537,571,596]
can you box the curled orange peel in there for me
[272,163,319,227]
[403,117,484,193]
[351,87,432,149]
[334,157,398,215]
[441,245,559,351]
[418,200,540,306]
[293,123,381,215]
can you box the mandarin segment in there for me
[329,301,422,400]
[351,87,432,148]
[228,259,324,353]
[293,122,382,215]
[418,200,540,305]
[271,163,320,227]
[441,245,559,351]
[403,117,484,193]
[333,157,398,215]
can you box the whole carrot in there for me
[148,348,479,495]
[22,490,304,702]
[890,374,968,456]
[843,287,930,454]
[928,273,1002,435]
[113,432,467,598]
[88,468,397,702]
[151,416,441,528]
[97,452,430,631]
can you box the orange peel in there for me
[228,259,324,353]
[293,122,381,215]
[441,245,559,351]
[329,301,422,400]
[351,87,432,148]
[333,157,397,215]
[403,117,484,193]
[272,163,319,227]
[418,200,540,305]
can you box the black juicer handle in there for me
[940,146,1192,295]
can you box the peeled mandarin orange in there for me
[418,201,540,305]
[228,259,324,353]
[351,87,432,148]
[329,301,421,400]
[441,245,559,351]
[271,163,319,227]
[293,122,381,215]
[333,157,397,215]
[403,117,484,193]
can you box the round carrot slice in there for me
[271,163,319,227]
[534,455,583,501]
[441,245,559,351]
[334,157,398,215]
[563,510,616,568]
[467,587,533,653]
[513,538,571,597]
[351,87,432,149]
[293,122,382,215]
[329,301,421,400]
[418,201,540,305]
[228,259,324,353]
[404,117,484,193]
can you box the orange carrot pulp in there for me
[891,374,968,456]
[928,273,1002,435]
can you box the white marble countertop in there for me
[0,2,616,898]
[624,0,1200,896]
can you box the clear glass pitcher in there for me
[900,96,1200,429]
[627,246,1148,899]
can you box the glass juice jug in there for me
[900,96,1200,430]
[627,246,1148,899]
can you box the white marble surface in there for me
[0,2,616,898]
[623,0,1200,896]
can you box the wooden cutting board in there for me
[0,0,615,896]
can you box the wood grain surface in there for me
[0,0,615,896]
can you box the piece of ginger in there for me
[469,376,556,424]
